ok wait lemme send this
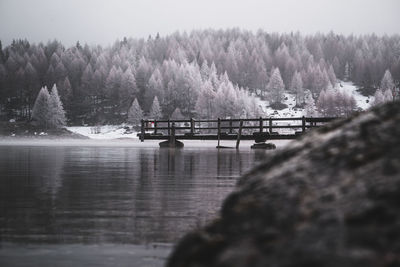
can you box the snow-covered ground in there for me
[254,81,372,134]
[257,81,371,117]
[338,81,371,110]
[67,125,139,140]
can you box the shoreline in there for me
[0,138,292,149]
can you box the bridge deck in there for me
[138,117,337,144]
[138,133,299,140]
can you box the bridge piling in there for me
[140,119,145,142]
[269,118,272,134]
[170,122,176,146]
[190,118,195,135]
[236,119,243,149]
[217,118,221,148]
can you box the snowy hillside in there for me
[337,81,371,110]
[67,125,138,140]
[257,81,371,118]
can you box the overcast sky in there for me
[1,0,399,47]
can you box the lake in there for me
[0,140,287,267]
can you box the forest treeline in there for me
[0,29,399,125]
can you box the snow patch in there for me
[338,81,371,110]
[67,125,138,140]
[257,81,371,118]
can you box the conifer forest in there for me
[0,30,399,126]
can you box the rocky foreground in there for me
[168,101,400,267]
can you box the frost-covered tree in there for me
[344,62,351,81]
[200,60,210,81]
[135,57,152,104]
[317,89,356,117]
[145,68,164,110]
[380,70,395,92]
[327,65,337,86]
[59,77,72,106]
[81,64,93,93]
[267,68,285,104]
[195,80,216,118]
[127,98,144,126]
[120,66,137,100]
[105,66,123,99]
[372,89,385,106]
[48,84,67,128]
[171,107,184,120]
[291,71,304,106]
[2,30,400,124]
[305,95,318,117]
[215,79,238,118]
[32,86,51,128]
[383,89,393,102]
[149,96,163,119]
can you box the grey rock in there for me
[167,101,400,267]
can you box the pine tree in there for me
[32,86,51,128]
[372,89,384,106]
[380,70,395,92]
[383,89,393,102]
[119,67,137,109]
[200,60,210,81]
[291,71,304,106]
[48,84,67,128]
[305,96,318,117]
[145,68,164,110]
[316,90,328,116]
[195,80,216,118]
[127,98,144,126]
[215,78,238,118]
[60,77,72,105]
[149,96,163,119]
[327,65,337,86]
[344,62,351,81]
[171,107,184,120]
[267,68,285,104]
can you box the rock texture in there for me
[167,101,400,267]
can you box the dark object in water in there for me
[252,132,270,143]
[159,140,184,148]
[250,142,276,149]
[216,145,234,149]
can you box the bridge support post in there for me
[217,118,221,148]
[269,118,272,134]
[140,119,145,142]
[302,116,306,133]
[259,117,263,133]
[190,118,195,135]
[236,119,243,149]
[170,122,176,146]
[154,120,157,135]
[159,122,184,148]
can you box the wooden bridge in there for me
[138,117,336,148]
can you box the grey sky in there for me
[1,0,399,46]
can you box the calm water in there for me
[0,142,274,266]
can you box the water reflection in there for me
[0,145,269,245]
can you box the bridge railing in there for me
[139,116,337,141]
